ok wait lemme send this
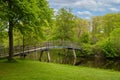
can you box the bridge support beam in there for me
[65,49,68,64]
[39,50,51,62]
[39,50,43,61]
[47,50,51,62]
[20,53,27,59]
[72,49,76,65]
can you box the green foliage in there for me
[0,0,120,60]
[101,28,120,57]
[0,60,120,80]
[73,17,89,42]
[91,13,120,58]
[0,0,53,61]
[110,28,120,47]
[51,8,75,41]
[102,39,118,57]
[108,28,120,56]
[81,43,93,55]
[1,0,53,35]
[103,13,120,36]
[0,30,8,47]
[91,13,120,43]
[0,0,53,46]
[80,32,90,43]
[92,16,103,34]
[93,34,119,58]
[92,39,105,54]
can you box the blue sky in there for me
[48,0,120,19]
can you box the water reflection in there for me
[24,49,120,71]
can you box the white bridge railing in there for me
[0,41,81,58]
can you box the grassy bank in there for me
[0,60,120,80]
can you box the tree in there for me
[109,28,120,56]
[80,32,90,43]
[91,16,104,43]
[73,17,89,42]
[103,13,120,37]
[52,8,75,41]
[0,0,53,62]
[91,13,120,44]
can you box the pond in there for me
[24,49,120,71]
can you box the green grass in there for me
[0,60,120,80]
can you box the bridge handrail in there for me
[0,41,81,58]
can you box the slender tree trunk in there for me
[8,20,14,62]
[8,0,14,62]
[23,35,25,54]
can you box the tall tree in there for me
[91,16,104,43]
[73,17,89,42]
[0,0,53,62]
[103,13,120,37]
[52,8,75,41]
[91,13,120,44]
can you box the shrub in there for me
[81,43,93,56]
[102,39,118,57]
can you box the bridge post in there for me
[72,49,76,65]
[65,49,68,64]
[47,50,51,62]
[39,50,43,61]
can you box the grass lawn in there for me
[0,59,120,80]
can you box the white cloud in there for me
[48,0,120,19]
[74,0,97,8]
[49,0,120,11]
[77,11,92,16]
[108,0,120,4]
[84,17,91,20]
[49,0,108,11]
[54,9,58,12]
[77,11,92,19]
[53,9,58,16]
[109,8,119,12]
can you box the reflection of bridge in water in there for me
[0,41,82,65]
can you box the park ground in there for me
[0,59,120,80]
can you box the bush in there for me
[92,38,118,58]
[102,39,118,57]
[80,32,90,43]
[81,43,93,56]
[80,28,120,58]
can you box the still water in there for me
[24,49,120,71]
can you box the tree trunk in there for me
[8,0,14,62]
[8,21,14,62]
[23,35,25,54]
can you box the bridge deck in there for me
[0,46,81,59]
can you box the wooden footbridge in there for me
[0,41,81,65]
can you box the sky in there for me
[48,0,120,19]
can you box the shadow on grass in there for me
[0,58,19,63]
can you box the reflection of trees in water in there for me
[25,50,120,71]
